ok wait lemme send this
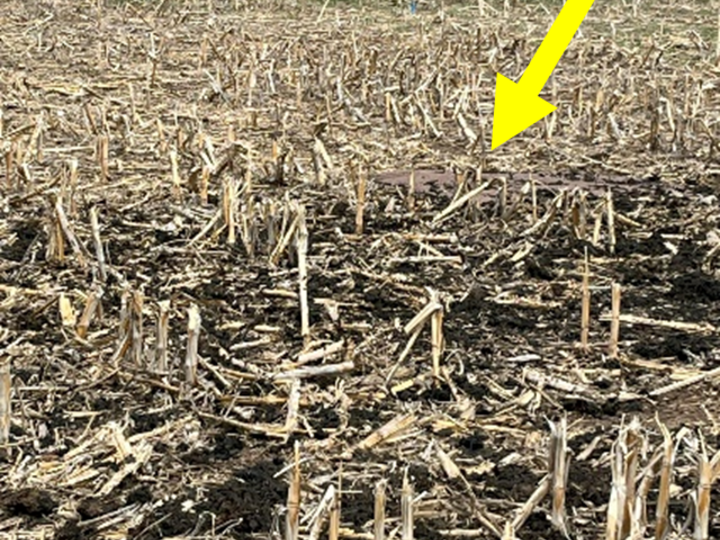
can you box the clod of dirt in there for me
[2,487,57,518]
[201,461,287,534]
[341,487,375,528]
[670,271,720,303]
[55,521,98,540]
[126,485,153,505]
[567,460,608,508]
[631,331,712,363]
[131,459,286,539]
[523,512,570,539]
[486,464,540,501]
[77,495,122,520]
[415,518,453,539]
[456,432,487,458]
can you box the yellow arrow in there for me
[491,0,595,150]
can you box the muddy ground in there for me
[0,1,719,539]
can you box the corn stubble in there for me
[1,1,718,539]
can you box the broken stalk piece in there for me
[185,303,201,385]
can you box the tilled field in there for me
[0,1,719,539]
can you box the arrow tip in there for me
[491,73,557,150]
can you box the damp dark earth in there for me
[0,1,719,539]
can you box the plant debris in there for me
[1,0,720,539]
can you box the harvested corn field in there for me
[1,0,720,539]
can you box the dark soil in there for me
[131,459,287,539]
[1,1,719,540]
[2,488,57,519]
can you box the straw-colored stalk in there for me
[199,34,208,67]
[512,476,550,531]
[609,282,621,358]
[283,378,301,441]
[170,147,181,201]
[312,138,327,185]
[401,470,414,540]
[47,205,65,263]
[4,141,14,189]
[55,197,87,268]
[223,178,237,245]
[89,207,107,283]
[58,293,76,328]
[148,33,161,87]
[431,292,444,380]
[404,296,442,335]
[308,485,335,540]
[694,445,720,540]
[549,417,569,535]
[592,200,604,246]
[29,112,44,163]
[606,189,616,254]
[156,119,167,154]
[356,413,416,452]
[77,286,103,339]
[530,175,537,222]
[621,421,643,540]
[607,425,627,540]
[607,419,643,540]
[198,165,209,205]
[244,154,253,206]
[633,451,661,537]
[498,177,507,218]
[571,190,587,240]
[68,158,78,216]
[389,94,402,127]
[650,364,720,397]
[0,360,10,446]
[502,522,517,540]
[120,289,132,339]
[581,248,591,349]
[436,444,462,480]
[716,10,719,66]
[386,327,421,385]
[607,440,622,540]
[314,137,335,170]
[269,211,298,267]
[240,201,256,258]
[457,112,477,145]
[97,133,109,182]
[655,418,674,540]
[355,161,366,235]
[714,10,720,66]
[275,364,355,383]
[433,178,492,224]
[520,189,565,238]
[328,479,340,540]
[127,82,137,125]
[248,62,257,107]
[155,300,170,373]
[131,290,144,366]
[407,168,415,211]
[374,479,387,540]
[295,340,344,366]
[286,441,301,540]
[112,288,132,364]
[185,303,201,385]
[296,204,310,346]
